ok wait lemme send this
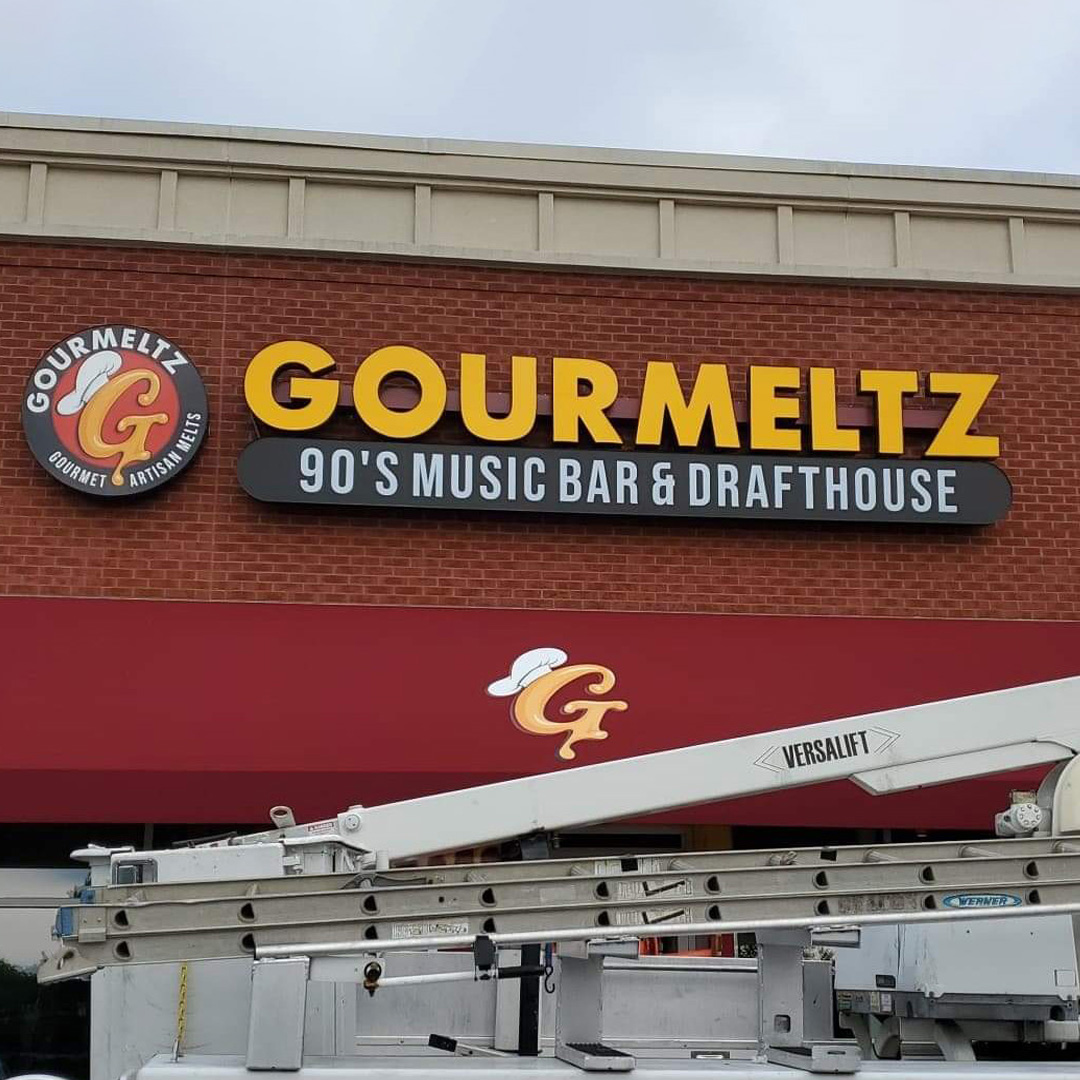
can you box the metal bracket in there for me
[555,938,637,1071]
[428,1033,508,1058]
[494,944,545,1055]
[765,1044,862,1074]
[757,929,860,1074]
[246,956,310,1070]
[932,1020,977,1062]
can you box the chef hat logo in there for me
[55,351,123,416]
[486,647,569,697]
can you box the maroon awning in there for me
[2,597,1077,827]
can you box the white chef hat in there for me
[487,647,569,697]
[56,350,123,416]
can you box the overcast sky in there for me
[3,1,1080,173]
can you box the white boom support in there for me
[243,676,1080,864]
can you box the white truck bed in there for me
[132,1054,1080,1080]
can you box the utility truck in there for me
[33,675,1080,1078]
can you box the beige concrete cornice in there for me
[2,112,1080,289]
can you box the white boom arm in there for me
[245,675,1080,863]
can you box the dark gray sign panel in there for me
[239,439,1011,525]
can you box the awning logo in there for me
[22,325,209,497]
[487,646,628,760]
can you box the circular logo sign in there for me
[22,325,209,497]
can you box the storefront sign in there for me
[22,325,208,497]
[238,341,1011,525]
[239,438,1009,524]
[22,331,1010,522]
[242,343,1002,458]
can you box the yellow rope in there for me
[172,962,189,1060]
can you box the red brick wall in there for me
[0,240,1076,619]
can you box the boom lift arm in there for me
[231,675,1080,867]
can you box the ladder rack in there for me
[94,834,1080,905]
[42,834,1080,982]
